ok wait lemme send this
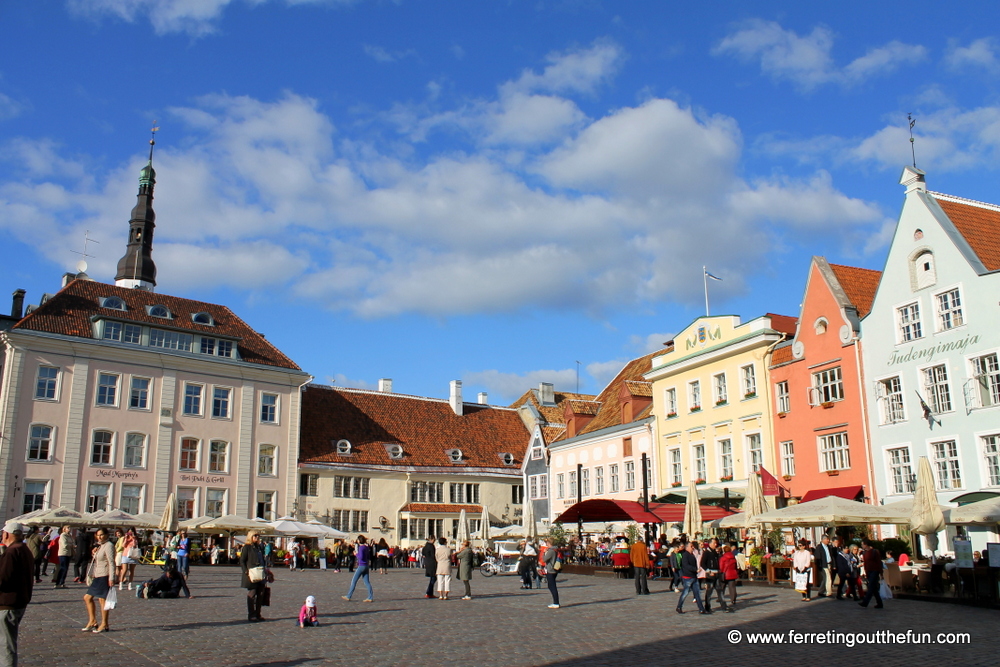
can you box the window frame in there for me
[934,285,964,333]
[921,363,953,414]
[205,488,226,518]
[595,466,604,495]
[875,374,907,425]
[930,438,963,490]
[688,380,701,412]
[129,376,152,411]
[260,392,279,424]
[27,423,55,463]
[664,387,678,416]
[257,444,277,477]
[669,448,682,486]
[119,484,144,515]
[179,437,200,472]
[123,432,146,468]
[22,479,49,514]
[896,301,923,343]
[255,491,275,520]
[609,463,620,493]
[34,365,60,401]
[95,372,121,408]
[969,352,1000,410]
[713,372,728,405]
[183,383,204,417]
[86,482,111,514]
[981,433,1000,488]
[886,445,915,495]
[780,441,795,477]
[211,386,232,420]
[741,364,757,398]
[208,440,229,473]
[90,429,115,467]
[718,438,733,479]
[818,431,851,472]
[692,444,706,482]
[812,366,844,404]
[176,486,198,521]
[775,381,790,414]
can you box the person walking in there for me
[718,544,739,608]
[539,538,560,609]
[629,537,650,596]
[342,536,374,602]
[676,541,706,614]
[175,531,191,578]
[858,539,884,609]
[701,538,728,612]
[118,530,139,590]
[240,530,269,622]
[835,544,856,600]
[792,539,813,602]
[434,537,452,600]
[518,540,537,590]
[53,526,75,589]
[82,528,117,633]
[288,539,300,571]
[24,529,42,586]
[0,522,34,667]
[421,536,436,599]
[73,529,91,584]
[456,539,474,600]
[814,534,835,598]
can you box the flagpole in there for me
[703,266,709,317]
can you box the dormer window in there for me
[335,439,352,455]
[147,305,171,319]
[192,312,214,326]
[499,452,514,466]
[447,449,464,463]
[101,297,126,311]
[385,444,404,459]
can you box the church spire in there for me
[115,124,159,290]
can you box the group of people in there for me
[792,536,886,608]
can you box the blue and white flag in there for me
[704,269,722,281]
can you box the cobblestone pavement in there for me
[17,566,996,666]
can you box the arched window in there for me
[192,312,214,325]
[336,439,352,455]
[101,296,126,311]
[147,305,171,319]
[913,250,936,290]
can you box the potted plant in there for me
[715,399,727,406]
[777,411,787,419]
[695,478,706,485]
[744,392,757,400]
[671,482,682,488]
[690,405,701,413]
[782,474,792,481]
[826,470,840,476]
[666,411,678,419]
[821,401,834,409]
[719,474,734,482]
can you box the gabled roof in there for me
[508,387,595,445]
[300,384,528,470]
[623,380,653,397]
[12,279,300,370]
[932,194,1000,271]
[828,263,882,318]
[769,341,795,368]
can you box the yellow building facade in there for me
[645,314,796,499]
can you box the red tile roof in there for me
[769,342,796,368]
[765,313,798,336]
[566,400,602,416]
[623,380,653,397]
[300,384,528,470]
[828,263,882,318]
[12,279,300,370]
[508,388,596,427]
[933,194,1000,271]
[401,503,481,514]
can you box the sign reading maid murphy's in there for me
[887,332,980,366]
[686,324,722,350]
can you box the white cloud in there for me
[363,44,417,64]
[585,359,626,391]
[463,369,577,403]
[504,40,623,96]
[628,332,674,354]
[945,37,1000,72]
[323,373,376,390]
[0,92,23,121]
[714,20,925,90]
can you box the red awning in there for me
[800,485,864,503]
[554,499,662,525]
[649,503,736,523]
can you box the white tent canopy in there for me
[948,496,1000,525]
[753,496,903,527]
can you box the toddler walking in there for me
[299,595,319,627]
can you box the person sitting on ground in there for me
[299,595,319,627]
[137,567,191,599]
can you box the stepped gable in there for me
[829,263,882,317]
[300,384,528,469]
[13,279,299,370]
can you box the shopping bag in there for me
[879,579,893,600]
[261,586,271,607]
[793,571,809,592]
[248,566,266,582]
[104,587,118,610]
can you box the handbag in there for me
[261,586,271,607]
[85,560,96,587]
[553,559,562,572]
[248,566,266,583]
[128,547,142,560]
[793,570,809,592]
[103,587,117,610]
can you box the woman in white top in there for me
[792,539,814,602]
[434,537,453,600]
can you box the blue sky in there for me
[3,1,1000,403]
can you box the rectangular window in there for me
[719,439,733,479]
[713,373,728,404]
[741,365,757,397]
[932,440,962,490]
[877,376,906,424]
[102,322,142,344]
[693,445,706,482]
[208,440,228,473]
[217,340,233,358]
[449,483,481,504]
[260,393,278,423]
[556,473,565,499]
[28,425,53,461]
[179,437,199,471]
[124,432,145,468]
[529,475,539,500]
[87,483,110,513]
[183,384,203,416]
[972,353,1000,408]
[747,433,763,473]
[149,328,192,351]
[299,473,319,496]
[531,446,543,460]
[96,373,119,407]
[257,445,276,476]
[983,435,1000,487]
[581,468,590,496]
[689,381,701,411]
[205,489,225,518]
[23,480,47,514]
[409,480,440,502]
[568,471,577,498]
[609,464,620,493]
[781,441,795,477]
[200,337,215,355]
[595,466,604,495]
[539,475,548,499]
[819,432,850,472]
[102,321,121,342]
[350,510,369,533]
[91,430,113,466]
[120,484,142,514]
[670,449,682,485]
[776,381,790,413]
[129,377,150,410]
[888,447,915,494]
[665,388,677,416]
[812,367,844,404]
[936,288,963,331]
[255,491,274,520]
[512,484,524,505]
[35,366,58,400]
[923,364,952,413]
[624,461,635,491]
[212,387,231,418]
[897,303,923,342]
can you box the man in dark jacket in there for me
[140,567,191,599]
[0,522,35,667]
[676,542,706,614]
[858,539,884,609]
[422,536,437,598]
[835,545,857,600]
[73,529,92,583]
[701,538,729,613]
[814,534,835,597]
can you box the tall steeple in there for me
[115,126,158,290]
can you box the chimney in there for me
[61,272,76,288]
[477,392,488,404]
[378,378,393,393]
[899,165,926,194]
[539,382,555,406]
[11,290,25,319]
[449,380,463,416]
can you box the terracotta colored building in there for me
[768,257,881,504]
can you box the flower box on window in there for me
[666,412,678,419]
[671,482,682,488]
[690,406,701,413]
[826,469,840,476]
[782,475,792,481]
[719,475,734,482]
[715,400,727,406]
[744,392,757,400]
[821,401,834,409]
[695,479,706,485]
[777,412,788,419]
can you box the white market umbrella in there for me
[456,509,470,544]
[178,515,216,531]
[305,520,348,539]
[683,484,703,537]
[90,509,155,528]
[268,519,322,537]
[200,515,275,534]
[159,493,178,532]
[949,496,1000,525]
[480,505,491,548]
[754,496,897,527]
[22,506,90,527]
[523,495,538,542]
[910,457,945,553]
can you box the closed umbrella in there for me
[523,495,538,542]
[910,456,945,554]
[743,471,766,539]
[159,493,178,532]
[480,505,491,549]
[683,484,703,537]
[456,509,469,544]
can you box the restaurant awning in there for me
[949,491,1000,506]
[554,499,662,524]
[800,485,864,503]
[650,503,736,523]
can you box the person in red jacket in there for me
[718,544,739,608]
[858,539,884,609]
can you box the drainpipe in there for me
[854,335,878,510]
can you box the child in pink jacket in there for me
[299,595,319,627]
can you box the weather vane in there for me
[149,120,159,161]
[71,230,100,274]
[908,113,917,169]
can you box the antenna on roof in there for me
[575,361,581,393]
[908,113,917,169]
[71,230,100,274]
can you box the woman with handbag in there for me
[792,539,813,602]
[240,530,269,622]
[82,527,117,633]
[118,529,140,591]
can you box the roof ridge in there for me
[929,191,1000,213]
[307,383,517,411]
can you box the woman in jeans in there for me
[240,530,269,622]
[540,538,560,609]
[341,535,374,602]
[82,528,117,632]
[176,531,191,578]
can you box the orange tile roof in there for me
[769,342,796,368]
[567,400,602,416]
[932,194,1000,271]
[623,380,653,397]
[401,503,481,514]
[508,388,595,426]
[765,313,798,336]
[12,279,300,370]
[300,384,528,470]
[828,263,882,318]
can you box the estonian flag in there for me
[704,269,722,281]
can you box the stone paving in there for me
[16,565,997,666]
